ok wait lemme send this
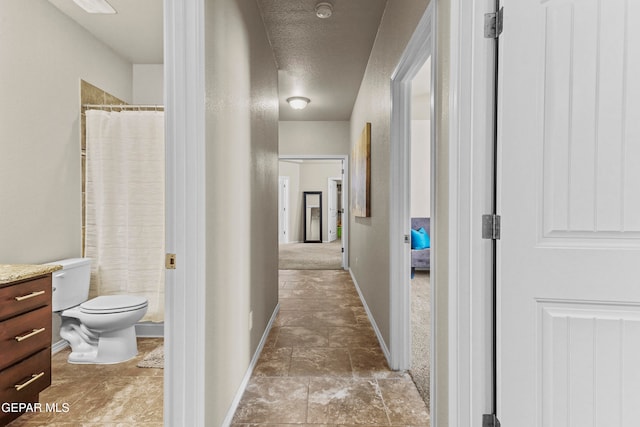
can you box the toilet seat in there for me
[80,295,148,314]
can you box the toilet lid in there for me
[80,295,148,313]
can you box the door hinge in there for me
[484,7,504,39]
[341,247,344,253]
[165,253,176,269]
[482,214,501,240]
[404,234,410,244]
[483,414,501,427]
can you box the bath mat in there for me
[137,345,164,369]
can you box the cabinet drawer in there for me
[0,306,52,371]
[0,348,51,405]
[0,276,51,321]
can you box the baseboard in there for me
[135,322,164,337]
[221,303,280,427]
[349,268,392,365]
[51,339,69,355]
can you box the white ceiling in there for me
[48,0,163,64]
[49,0,388,121]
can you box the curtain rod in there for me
[83,104,164,110]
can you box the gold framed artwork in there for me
[351,122,371,217]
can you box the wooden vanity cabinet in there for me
[0,275,52,426]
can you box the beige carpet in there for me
[279,240,343,269]
[137,345,164,368]
[410,270,430,409]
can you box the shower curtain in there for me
[84,110,165,321]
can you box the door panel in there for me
[498,0,640,425]
[278,177,289,243]
[328,179,338,241]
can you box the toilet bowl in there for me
[49,258,149,364]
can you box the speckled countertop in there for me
[0,264,62,285]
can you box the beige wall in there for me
[279,121,350,155]
[348,0,430,348]
[0,1,133,345]
[132,64,164,105]
[204,0,279,424]
[348,1,451,422]
[0,0,132,265]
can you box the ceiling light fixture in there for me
[315,2,333,19]
[73,0,117,14]
[287,97,311,110]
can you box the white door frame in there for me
[165,0,491,425]
[164,0,206,425]
[389,0,433,374]
[280,154,348,269]
[278,176,290,243]
[446,0,497,425]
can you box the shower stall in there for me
[82,104,165,323]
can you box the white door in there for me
[328,178,338,242]
[498,1,640,425]
[278,176,289,243]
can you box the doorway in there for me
[389,0,435,411]
[407,55,432,407]
[278,155,349,270]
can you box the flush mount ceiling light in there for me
[287,97,311,110]
[315,2,333,19]
[73,0,117,14]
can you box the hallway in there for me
[231,270,429,426]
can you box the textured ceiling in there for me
[48,0,163,64]
[258,0,387,121]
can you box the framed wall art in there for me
[351,122,371,217]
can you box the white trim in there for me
[349,268,391,363]
[164,0,206,425]
[279,155,349,269]
[221,303,281,427]
[52,339,69,355]
[447,0,496,426]
[389,0,433,372]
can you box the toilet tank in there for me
[48,258,92,311]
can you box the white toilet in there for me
[50,258,148,364]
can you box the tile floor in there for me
[231,269,430,427]
[8,338,164,426]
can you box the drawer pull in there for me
[14,372,45,391]
[14,290,46,301]
[15,328,46,342]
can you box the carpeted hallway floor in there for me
[279,239,343,269]
[410,270,430,409]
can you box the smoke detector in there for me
[315,2,333,19]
